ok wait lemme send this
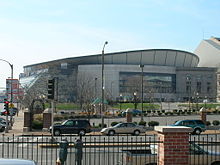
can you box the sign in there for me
[6,79,24,102]
[9,103,14,108]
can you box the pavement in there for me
[2,110,220,136]
[2,110,50,136]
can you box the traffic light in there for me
[48,79,55,99]
[4,99,9,113]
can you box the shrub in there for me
[206,121,211,126]
[34,114,43,121]
[148,121,159,127]
[111,121,119,127]
[173,109,178,113]
[98,123,107,128]
[32,120,43,130]
[54,115,64,121]
[213,110,218,114]
[157,112,162,116]
[138,121,146,126]
[187,111,191,115]
[212,120,220,126]
[147,110,151,114]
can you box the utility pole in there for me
[101,41,108,128]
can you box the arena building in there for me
[19,49,217,103]
[195,37,220,102]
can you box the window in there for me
[61,63,68,69]
[64,120,74,126]
[197,82,201,93]
[207,82,211,93]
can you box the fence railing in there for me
[0,134,219,165]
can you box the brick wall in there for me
[155,126,192,165]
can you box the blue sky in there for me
[0,0,219,87]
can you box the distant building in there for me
[19,49,217,103]
[194,37,220,102]
[6,79,24,102]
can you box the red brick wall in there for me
[43,113,52,129]
[158,132,190,165]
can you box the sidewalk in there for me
[3,110,50,136]
[3,111,220,136]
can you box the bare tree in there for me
[77,72,95,110]
[124,76,141,96]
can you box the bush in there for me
[206,121,211,126]
[148,121,159,127]
[173,109,178,113]
[111,121,119,127]
[138,121,146,126]
[32,120,43,130]
[212,120,220,126]
[187,111,191,115]
[98,123,107,128]
[54,115,64,121]
[34,114,43,121]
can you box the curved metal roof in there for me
[24,49,199,68]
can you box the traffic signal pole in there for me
[48,78,55,140]
[4,99,9,133]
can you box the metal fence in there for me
[0,134,220,165]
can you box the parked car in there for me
[100,122,146,136]
[0,123,5,132]
[0,117,6,132]
[50,119,91,136]
[171,119,206,135]
[123,142,220,165]
[1,108,17,116]
[0,158,37,165]
[121,109,142,116]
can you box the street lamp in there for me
[94,77,97,99]
[0,59,13,133]
[133,92,138,109]
[196,92,199,111]
[204,96,207,109]
[186,76,191,110]
[119,94,122,111]
[139,64,144,121]
[101,41,108,128]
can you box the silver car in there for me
[123,143,220,165]
[0,158,37,165]
[100,122,146,136]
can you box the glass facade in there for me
[119,72,176,94]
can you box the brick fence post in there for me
[155,126,193,165]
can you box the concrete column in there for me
[155,126,193,165]
[200,107,207,124]
[125,108,133,122]
[23,110,32,132]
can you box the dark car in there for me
[50,119,91,136]
[172,119,206,135]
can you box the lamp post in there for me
[0,59,13,133]
[139,64,144,121]
[186,76,191,110]
[101,41,108,128]
[133,92,138,109]
[204,96,207,109]
[119,94,122,111]
[196,92,199,111]
[94,77,97,99]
